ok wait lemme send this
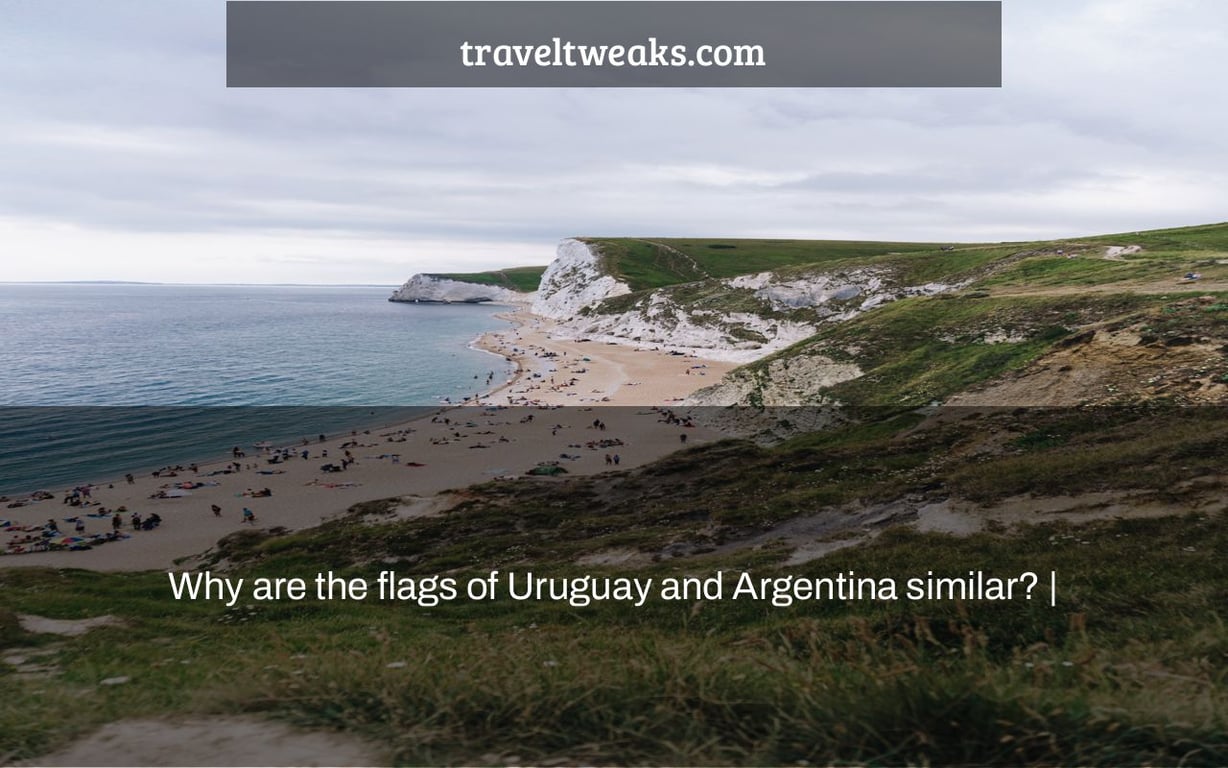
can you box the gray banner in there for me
[226,1,1001,88]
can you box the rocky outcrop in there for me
[531,239,631,319]
[730,271,882,310]
[683,354,862,406]
[548,294,819,364]
[389,274,529,304]
[545,264,963,364]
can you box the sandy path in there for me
[27,718,384,767]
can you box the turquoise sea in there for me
[0,284,515,495]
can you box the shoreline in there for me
[0,304,524,502]
[0,407,436,500]
[465,306,530,405]
[1,307,738,572]
[469,306,735,407]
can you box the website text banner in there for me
[226,1,1002,88]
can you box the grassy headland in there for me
[428,266,547,293]
[582,237,948,292]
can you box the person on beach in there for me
[211,504,222,517]
[242,507,255,524]
[112,513,122,532]
[131,512,142,530]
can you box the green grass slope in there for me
[696,222,1228,406]
[584,222,1228,294]
[428,266,547,293]
[2,407,1226,765]
[422,222,1228,305]
[582,237,951,292]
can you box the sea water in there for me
[0,284,515,495]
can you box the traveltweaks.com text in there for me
[459,37,766,68]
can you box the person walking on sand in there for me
[112,513,122,532]
[211,504,222,517]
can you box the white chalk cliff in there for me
[393,238,962,386]
[531,239,632,319]
[389,274,530,304]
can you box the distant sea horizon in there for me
[0,283,515,496]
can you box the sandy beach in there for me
[1,307,736,572]
[470,307,735,407]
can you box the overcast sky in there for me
[1,0,1226,284]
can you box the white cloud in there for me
[1,0,1227,282]
[0,218,549,285]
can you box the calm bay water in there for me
[0,284,515,494]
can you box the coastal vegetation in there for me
[5,222,1228,764]
[582,237,945,291]
[2,406,1226,764]
[428,266,547,293]
[583,223,1228,294]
